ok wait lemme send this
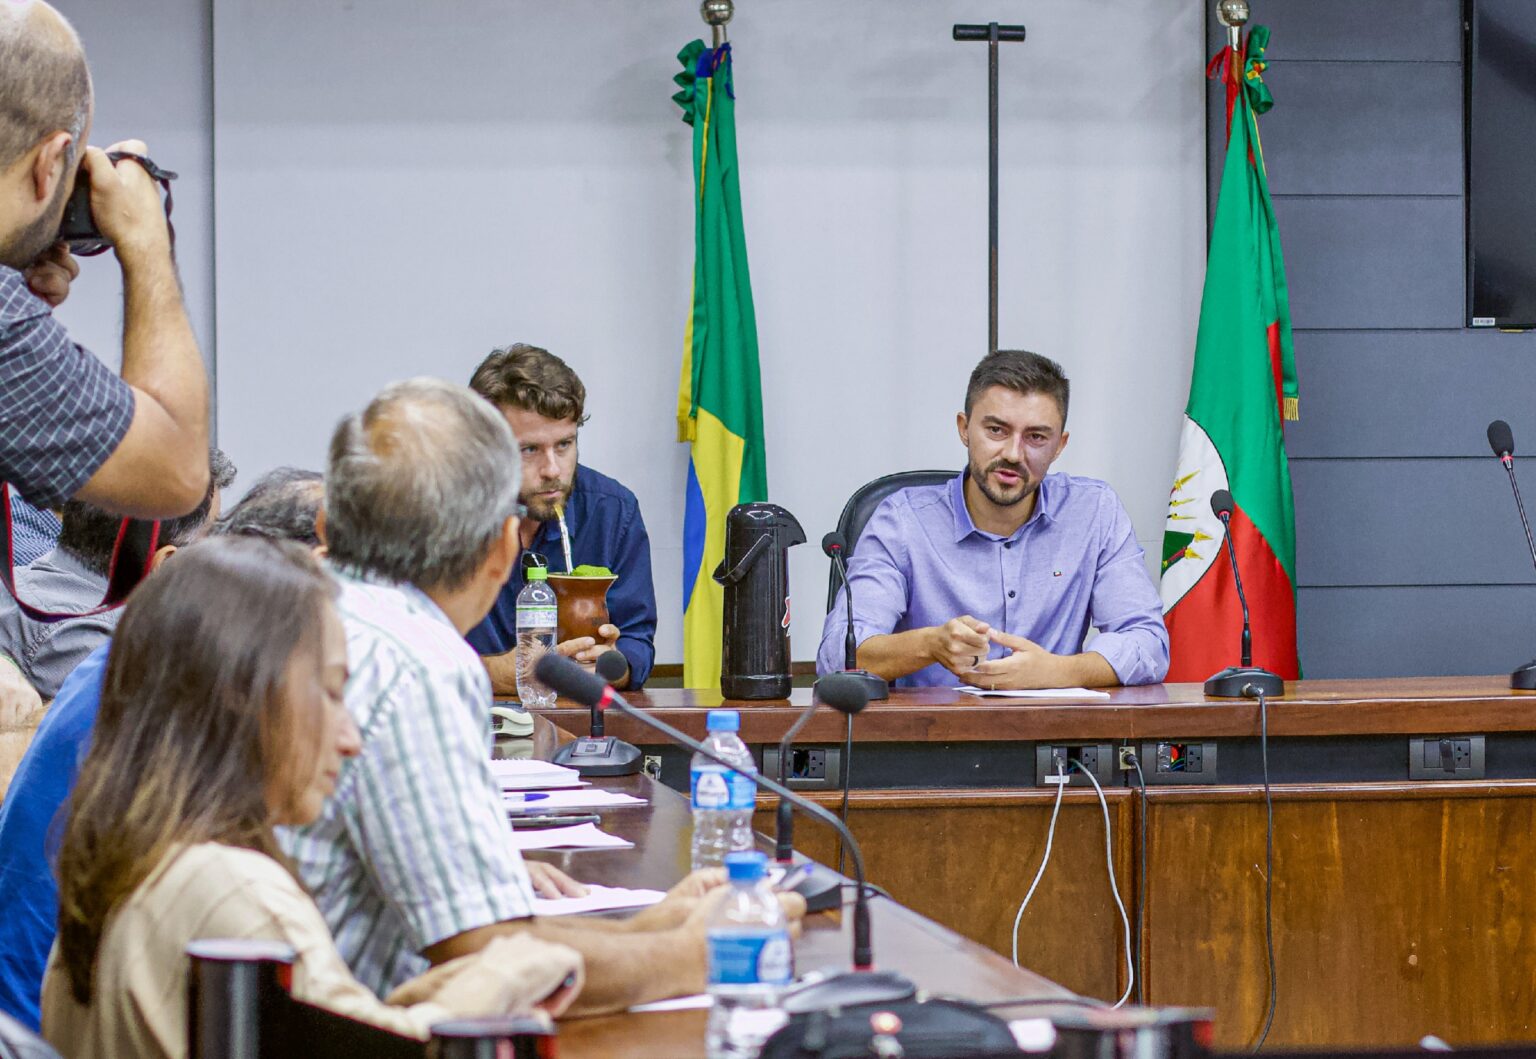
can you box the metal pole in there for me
[952,22,1025,357]
[701,0,732,48]
[1217,0,1250,74]
[988,22,1000,355]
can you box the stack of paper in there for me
[533,884,666,917]
[958,686,1111,699]
[509,822,634,851]
[503,789,647,813]
[489,758,585,791]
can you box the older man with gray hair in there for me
[284,378,793,1017]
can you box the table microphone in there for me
[773,673,869,913]
[1486,419,1536,689]
[550,650,643,775]
[534,653,915,1012]
[1202,488,1285,698]
[817,531,889,702]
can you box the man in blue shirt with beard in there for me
[465,344,657,691]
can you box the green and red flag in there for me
[1160,27,1300,681]
[673,40,769,690]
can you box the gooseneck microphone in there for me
[534,653,914,1010]
[772,674,869,912]
[1202,489,1285,698]
[1486,420,1536,689]
[550,650,643,775]
[818,531,890,702]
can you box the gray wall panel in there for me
[1292,459,1536,587]
[1299,586,1536,679]
[1286,330,1536,460]
[1276,196,1465,329]
[1260,61,1462,195]
[1206,0,1462,62]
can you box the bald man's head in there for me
[0,1,90,172]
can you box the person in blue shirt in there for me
[465,344,657,691]
[0,468,326,1030]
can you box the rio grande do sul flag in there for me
[1160,26,1300,681]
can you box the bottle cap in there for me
[725,851,767,881]
[526,566,548,582]
[706,709,740,732]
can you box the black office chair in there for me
[0,1012,60,1059]
[825,470,955,610]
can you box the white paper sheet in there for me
[958,686,1111,699]
[509,822,634,851]
[489,759,585,790]
[629,994,713,1013]
[533,883,666,917]
[504,789,647,812]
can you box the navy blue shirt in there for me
[0,640,109,1030]
[467,465,657,688]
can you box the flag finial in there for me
[1216,0,1249,50]
[701,0,733,48]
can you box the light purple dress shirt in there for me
[816,472,1169,688]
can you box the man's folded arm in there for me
[1085,498,1170,686]
[817,499,920,680]
[609,503,657,687]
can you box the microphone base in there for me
[550,735,643,777]
[818,670,889,702]
[1203,666,1285,699]
[780,970,917,1015]
[1512,660,1536,690]
[776,861,845,914]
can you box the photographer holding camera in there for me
[0,1,209,522]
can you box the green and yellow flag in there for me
[673,40,768,690]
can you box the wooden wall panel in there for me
[755,789,1135,1002]
[1143,784,1536,1048]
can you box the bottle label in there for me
[515,605,558,628]
[708,928,793,986]
[691,766,756,811]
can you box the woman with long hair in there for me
[42,537,581,1057]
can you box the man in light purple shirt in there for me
[816,350,1168,690]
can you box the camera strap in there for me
[0,487,159,622]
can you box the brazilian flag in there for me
[674,40,767,691]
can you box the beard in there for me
[523,476,575,523]
[969,455,1037,508]
[0,173,71,271]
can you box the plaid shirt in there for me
[0,268,134,508]
[281,567,536,996]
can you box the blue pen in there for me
[504,792,551,805]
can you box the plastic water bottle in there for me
[691,710,757,870]
[706,851,793,1059]
[514,566,557,709]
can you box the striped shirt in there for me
[0,267,134,507]
[281,567,536,996]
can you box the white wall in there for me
[50,1,215,383]
[59,0,1205,667]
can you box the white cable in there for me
[1073,760,1135,1009]
[1012,762,1066,968]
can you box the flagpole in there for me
[1217,0,1249,82]
[701,0,732,48]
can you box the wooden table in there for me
[524,678,1536,1049]
[517,770,1072,1059]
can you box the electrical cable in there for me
[1253,688,1278,1051]
[837,713,853,875]
[1127,751,1149,1007]
[1070,759,1135,1009]
[1011,760,1067,968]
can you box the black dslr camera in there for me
[56,151,177,257]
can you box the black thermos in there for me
[713,503,805,699]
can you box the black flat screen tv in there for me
[1467,0,1536,328]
